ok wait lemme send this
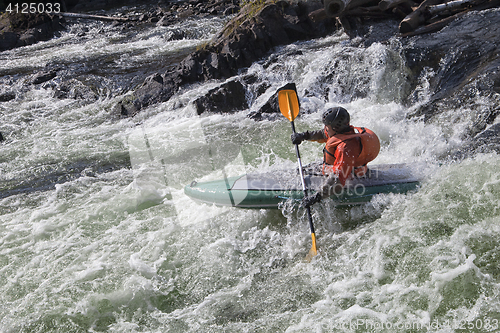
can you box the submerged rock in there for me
[53,79,99,102]
[31,70,58,85]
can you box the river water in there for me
[1,7,499,333]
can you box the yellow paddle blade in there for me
[305,233,318,262]
[278,89,300,122]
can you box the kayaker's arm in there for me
[291,130,327,145]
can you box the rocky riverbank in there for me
[112,1,499,126]
[110,0,499,156]
[113,0,337,117]
[0,0,240,52]
[0,0,243,104]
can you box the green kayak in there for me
[184,163,421,209]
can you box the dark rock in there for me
[177,9,195,19]
[18,31,37,46]
[179,52,205,81]
[112,101,137,118]
[139,14,150,22]
[194,79,248,115]
[165,29,186,40]
[146,73,164,85]
[0,132,4,142]
[0,91,16,102]
[0,31,18,51]
[31,70,58,85]
[398,9,500,158]
[494,77,500,94]
[113,72,180,117]
[157,15,177,27]
[0,13,65,52]
[247,83,291,120]
[255,94,279,116]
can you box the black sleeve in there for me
[306,130,327,142]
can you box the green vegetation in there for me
[196,40,210,51]
[240,0,271,17]
[221,0,278,38]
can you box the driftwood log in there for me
[398,0,444,33]
[400,0,500,33]
[427,0,483,15]
[322,0,500,35]
[401,0,500,36]
[60,12,132,22]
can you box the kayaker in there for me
[291,106,380,208]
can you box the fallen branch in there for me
[60,12,132,22]
[399,0,445,33]
[308,8,328,22]
[427,0,483,14]
[400,8,468,35]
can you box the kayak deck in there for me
[184,164,421,209]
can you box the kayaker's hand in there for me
[301,192,322,209]
[291,132,308,145]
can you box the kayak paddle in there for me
[277,83,318,259]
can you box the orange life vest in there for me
[323,126,380,177]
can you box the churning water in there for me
[1,8,499,333]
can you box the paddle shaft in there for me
[278,85,318,257]
[290,121,317,238]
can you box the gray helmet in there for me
[322,107,350,132]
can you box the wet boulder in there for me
[247,82,299,120]
[193,79,248,115]
[112,72,179,117]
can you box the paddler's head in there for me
[322,106,350,136]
